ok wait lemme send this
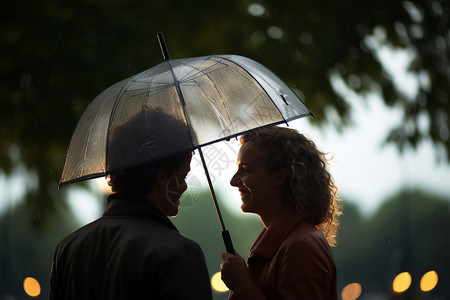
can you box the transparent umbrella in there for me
[59,32,313,253]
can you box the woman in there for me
[220,126,341,300]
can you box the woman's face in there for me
[230,142,284,216]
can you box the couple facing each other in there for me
[50,107,341,300]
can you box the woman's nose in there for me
[230,172,239,187]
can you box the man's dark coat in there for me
[49,193,212,300]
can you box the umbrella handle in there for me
[222,230,235,254]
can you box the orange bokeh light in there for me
[341,282,362,300]
[420,271,438,292]
[23,277,41,297]
[393,272,412,293]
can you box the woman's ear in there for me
[274,167,288,186]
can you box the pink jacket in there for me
[230,205,337,300]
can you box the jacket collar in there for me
[250,204,307,258]
[103,193,179,232]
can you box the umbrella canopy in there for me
[60,56,311,186]
[60,33,313,252]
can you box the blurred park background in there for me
[1,0,449,299]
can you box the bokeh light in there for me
[23,277,41,297]
[211,271,229,293]
[420,270,438,292]
[247,3,265,17]
[341,282,362,300]
[393,272,412,293]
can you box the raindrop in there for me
[248,3,266,17]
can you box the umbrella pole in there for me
[198,147,235,254]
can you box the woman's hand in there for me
[220,251,254,294]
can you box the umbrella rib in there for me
[126,84,172,98]
[177,57,229,83]
[174,57,210,82]
[166,59,230,233]
[197,77,235,135]
[174,57,235,134]
[104,69,150,171]
[218,56,289,124]
[127,63,175,97]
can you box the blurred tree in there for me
[334,190,450,298]
[1,0,449,222]
[0,200,81,300]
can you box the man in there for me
[50,107,212,299]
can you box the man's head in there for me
[107,105,194,172]
[106,105,195,215]
[108,151,192,216]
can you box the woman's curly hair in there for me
[241,126,342,246]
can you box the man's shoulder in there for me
[57,218,102,243]
[54,216,202,264]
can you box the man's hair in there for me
[108,152,190,196]
[106,105,193,196]
[241,126,342,246]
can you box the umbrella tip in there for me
[157,32,171,61]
